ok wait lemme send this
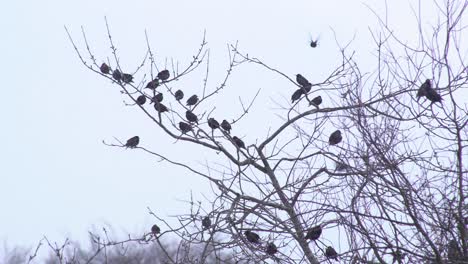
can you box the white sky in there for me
[0,0,451,255]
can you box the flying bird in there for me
[305,225,322,240]
[112,69,122,81]
[202,216,211,229]
[296,74,310,87]
[100,63,110,74]
[186,110,198,124]
[186,95,199,106]
[329,130,342,145]
[125,136,139,148]
[325,246,338,259]
[221,120,231,133]
[146,79,159,89]
[122,73,133,84]
[154,102,168,113]
[244,231,260,244]
[151,224,160,235]
[208,118,220,130]
[157,69,170,81]
[266,242,278,255]
[152,93,163,103]
[174,90,184,101]
[417,79,431,101]
[310,96,322,107]
[136,95,146,105]
[310,40,318,48]
[179,122,192,134]
[291,89,304,103]
[233,136,246,149]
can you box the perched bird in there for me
[146,79,159,89]
[174,90,184,101]
[329,130,342,145]
[100,63,110,74]
[112,69,122,81]
[296,74,311,87]
[266,242,278,255]
[154,102,168,113]
[416,79,431,101]
[125,136,139,148]
[185,110,198,124]
[301,83,312,93]
[310,96,322,107]
[208,118,220,130]
[291,89,304,103]
[221,120,231,133]
[233,136,246,149]
[157,69,170,81]
[426,88,442,103]
[152,93,163,103]
[310,40,318,48]
[202,216,211,229]
[179,122,192,134]
[244,231,260,244]
[325,246,338,259]
[186,95,199,106]
[305,225,322,240]
[151,224,160,235]
[136,95,146,105]
[122,73,133,84]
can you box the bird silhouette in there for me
[417,79,431,101]
[179,122,192,134]
[426,87,442,103]
[157,70,170,81]
[174,90,184,101]
[329,130,342,145]
[310,96,322,107]
[151,224,160,235]
[100,63,110,74]
[325,246,338,259]
[154,102,168,113]
[296,74,310,86]
[266,242,278,255]
[305,225,322,240]
[112,69,122,81]
[185,110,198,124]
[291,89,304,103]
[233,136,246,149]
[152,93,163,103]
[310,40,318,48]
[244,231,260,244]
[186,95,199,106]
[122,73,133,84]
[146,79,159,89]
[136,95,146,105]
[208,118,220,129]
[221,120,231,133]
[202,216,211,229]
[125,136,139,148]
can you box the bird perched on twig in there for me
[426,87,442,103]
[233,136,246,149]
[202,216,211,229]
[221,120,231,133]
[112,69,122,81]
[305,225,322,240]
[157,69,170,81]
[136,95,146,105]
[325,246,338,259]
[310,96,322,107]
[151,224,160,235]
[154,102,168,113]
[186,110,198,124]
[125,136,139,148]
[296,74,310,87]
[186,95,199,106]
[291,89,304,103]
[100,63,110,74]
[146,79,159,89]
[151,93,163,104]
[329,130,342,145]
[179,122,192,134]
[208,118,220,130]
[174,90,184,101]
[416,79,431,101]
[244,231,260,244]
[266,242,278,255]
[122,73,133,84]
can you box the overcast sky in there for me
[0,0,450,256]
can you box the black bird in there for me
[185,110,198,124]
[179,122,192,134]
[136,95,146,105]
[112,69,122,81]
[244,231,260,244]
[266,242,278,255]
[151,224,160,235]
[291,89,304,103]
[310,96,322,107]
[157,69,170,81]
[208,118,220,130]
[417,79,431,101]
[152,93,163,103]
[100,63,110,74]
[174,90,184,101]
[125,136,139,148]
[325,246,338,259]
[146,79,159,89]
[296,74,311,87]
[202,216,211,229]
[329,130,342,145]
[221,120,231,133]
[186,95,199,106]
[301,83,312,93]
[305,225,322,240]
[426,87,442,103]
[310,40,318,48]
[233,136,246,149]
[122,73,133,83]
[154,102,168,113]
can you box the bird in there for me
[122,73,133,83]
[154,102,168,113]
[157,69,170,81]
[136,95,146,105]
[301,83,312,93]
[186,95,199,106]
[329,130,342,145]
[152,93,163,103]
[185,110,198,124]
[305,225,322,240]
[202,216,211,229]
[426,87,442,103]
[174,90,184,101]
[310,40,318,48]
[233,136,246,149]
[112,69,122,81]
[244,231,260,243]
[100,63,110,74]
[335,162,348,172]
[151,224,160,235]
[310,96,322,107]
[416,79,431,101]
[266,242,278,255]
[125,136,139,148]
[296,74,311,87]
[291,89,304,103]
[208,118,220,130]
[221,120,231,133]
[325,246,338,259]
[179,122,192,134]
[146,79,159,89]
